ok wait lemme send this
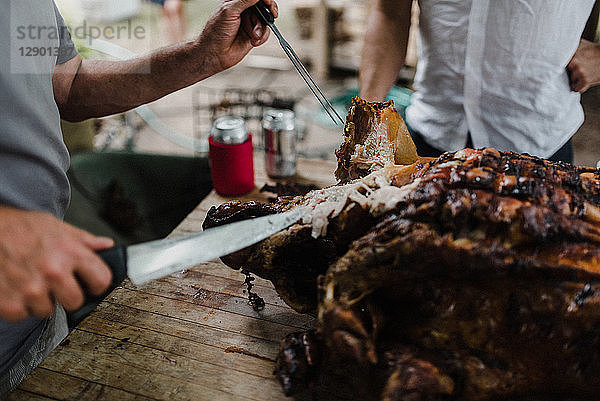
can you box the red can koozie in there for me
[208,117,254,196]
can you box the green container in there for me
[65,152,213,245]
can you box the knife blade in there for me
[67,207,306,327]
[94,207,306,288]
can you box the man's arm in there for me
[359,0,413,102]
[567,39,600,93]
[53,0,277,122]
[0,207,113,321]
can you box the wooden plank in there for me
[122,284,314,329]
[5,389,56,401]
[38,330,285,401]
[124,272,315,328]
[86,302,280,359]
[74,314,352,401]
[16,368,154,401]
[77,315,278,379]
[134,264,299,308]
[105,287,306,343]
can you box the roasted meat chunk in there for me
[335,97,418,183]
[203,98,600,400]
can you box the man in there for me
[359,0,600,162]
[0,0,277,394]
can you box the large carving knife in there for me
[96,207,306,287]
[68,208,303,325]
[68,207,305,326]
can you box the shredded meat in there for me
[335,98,418,183]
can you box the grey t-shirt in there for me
[0,0,78,383]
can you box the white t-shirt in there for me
[406,0,595,158]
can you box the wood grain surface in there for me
[11,156,339,401]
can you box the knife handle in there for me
[67,246,128,328]
[97,246,128,289]
[253,0,275,24]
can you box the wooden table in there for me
[11,157,339,401]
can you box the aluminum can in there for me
[208,116,254,196]
[263,109,297,178]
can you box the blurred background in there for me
[55,0,368,161]
[53,0,599,244]
[54,0,599,165]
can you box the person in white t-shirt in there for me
[359,0,600,163]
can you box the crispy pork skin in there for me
[203,98,600,400]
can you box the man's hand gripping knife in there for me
[0,207,113,322]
